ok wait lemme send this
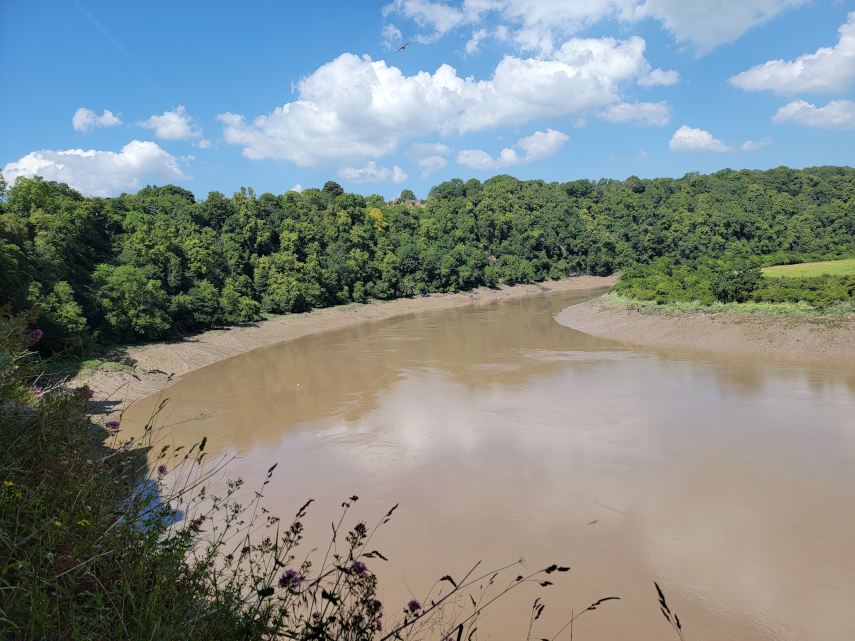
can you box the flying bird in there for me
[396,40,412,53]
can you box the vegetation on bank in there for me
[597,292,855,318]
[2,165,854,355]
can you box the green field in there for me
[762,258,855,278]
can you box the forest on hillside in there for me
[1,166,854,353]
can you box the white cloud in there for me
[668,125,730,152]
[465,28,488,54]
[632,0,809,54]
[289,184,304,193]
[456,128,568,169]
[72,108,122,133]
[138,105,206,142]
[218,40,652,167]
[382,23,404,49]
[729,12,855,94]
[772,99,855,130]
[597,101,671,126]
[637,68,679,87]
[339,161,409,184]
[384,0,807,53]
[3,140,187,197]
[404,142,453,178]
[741,137,774,151]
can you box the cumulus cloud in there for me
[668,125,729,152]
[339,161,409,184]
[219,40,652,167]
[637,68,679,87]
[741,137,774,151]
[597,101,672,126]
[289,184,304,193]
[384,0,806,53]
[138,105,209,147]
[3,141,187,197]
[729,12,855,94]
[404,142,453,178]
[456,128,569,170]
[72,108,122,133]
[772,99,855,130]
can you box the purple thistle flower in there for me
[157,464,167,475]
[312,612,321,621]
[278,569,301,589]
[208,561,215,567]
[375,618,383,631]
[88,389,95,399]
[225,554,234,562]
[406,599,421,614]
[29,330,43,342]
[105,420,120,430]
[350,561,368,577]
[241,546,250,555]
[368,599,383,614]
[193,518,204,527]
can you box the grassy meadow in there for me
[762,258,855,278]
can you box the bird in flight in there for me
[396,40,412,53]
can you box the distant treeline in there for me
[1,165,854,352]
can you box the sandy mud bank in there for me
[556,298,855,362]
[77,276,617,414]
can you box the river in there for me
[123,287,855,640]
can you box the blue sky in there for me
[1,0,853,200]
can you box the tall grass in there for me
[762,258,855,278]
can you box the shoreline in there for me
[77,275,617,415]
[556,297,855,363]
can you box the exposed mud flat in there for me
[556,298,855,362]
[76,276,616,414]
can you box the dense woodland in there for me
[1,165,854,353]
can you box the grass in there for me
[598,292,855,319]
[762,258,855,278]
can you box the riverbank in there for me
[556,295,855,362]
[76,276,617,415]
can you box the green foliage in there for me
[2,166,854,351]
[711,266,764,303]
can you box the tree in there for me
[400,189,415,201]
[322,181,344,198]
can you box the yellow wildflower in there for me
[77,519,90,527]
[3,481,13,487]
[54,521,62,527]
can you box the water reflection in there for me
[124,288,855,641]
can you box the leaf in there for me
[257,587,274,598]
[322,589,340,605]
[440,574,458,588]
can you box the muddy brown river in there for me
[123,288,855,640]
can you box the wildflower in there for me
[208,561,215,567]
[157,464,167,475]
[241,546,251,555]
[312,612,321,621]
[77,519,90,526]
[105,421,120,430]
[3,481,13,487]
[54,521,62,527]
[406,599,421,614]
[192,518,204,527]
[88,389,95,399]
[225,554,234,563]
[375,619,383,631]
[368,599,383,614]
[350,561,368,577]
[29,330,43,342]
[278,569,301,589]
[33,389,43,397]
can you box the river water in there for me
[123,288,855,640]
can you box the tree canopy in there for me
[1,166,853,351]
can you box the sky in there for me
[1,0,854,200]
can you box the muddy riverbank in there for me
[556,297,855,362]
[76,276,616,414]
